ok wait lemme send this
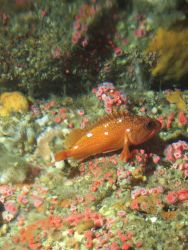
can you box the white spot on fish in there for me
[104,131,109,135]
[126,128,131,132]
[73,145,79,149]
[118,119,122,123]
[86,132,93,137]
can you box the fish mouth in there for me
[134,129,158,145]
[142,130,155,143]
[148,124,161,139]
[155,120,162,133]
[149,130,157,139]
[143,122,160,141]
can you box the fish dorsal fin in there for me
[65,128,85,148]
[85,110,130,131]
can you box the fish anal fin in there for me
[65,128,85,148]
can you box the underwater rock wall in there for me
[0,1,187,249]
[0,0,188,96]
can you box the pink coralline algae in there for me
[133,15,147,38]
[107,40,122,57]
[72,3,97,45]
[43,100,56,110]
[131,186,164,199]
[52,47,62,59]
[64,209,104,228]
[31,104,41,117]
[114,47,123,57]
[178,111,187,126]
[92,82,129,113]
[116,150,161,188]
[31,195,44,208]
[164,140,188,176]
[4,201,18,215]
[157,111,187,130]
[166,112,175,129]
[3,200,19,222]
[130,149,149,168]
[0,185,15,204]
[165,189,188,204]
[157,113,175,129]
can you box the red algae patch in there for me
[12,215,63,249]
[8,210,105,249]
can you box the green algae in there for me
[0,1,187,249]
[0,144,28,184]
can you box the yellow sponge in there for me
[146,26,188,80]
[0,91,29,117]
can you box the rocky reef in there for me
[0,83,187,249]
[0,1,187,250]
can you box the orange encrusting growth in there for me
[55,111,161,162]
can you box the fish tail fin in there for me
[55,150,69,161]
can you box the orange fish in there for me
[55,111,161,162]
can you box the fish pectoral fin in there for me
[120,136,131,162]
[65,128,85,148]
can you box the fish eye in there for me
[146,120,155,130]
